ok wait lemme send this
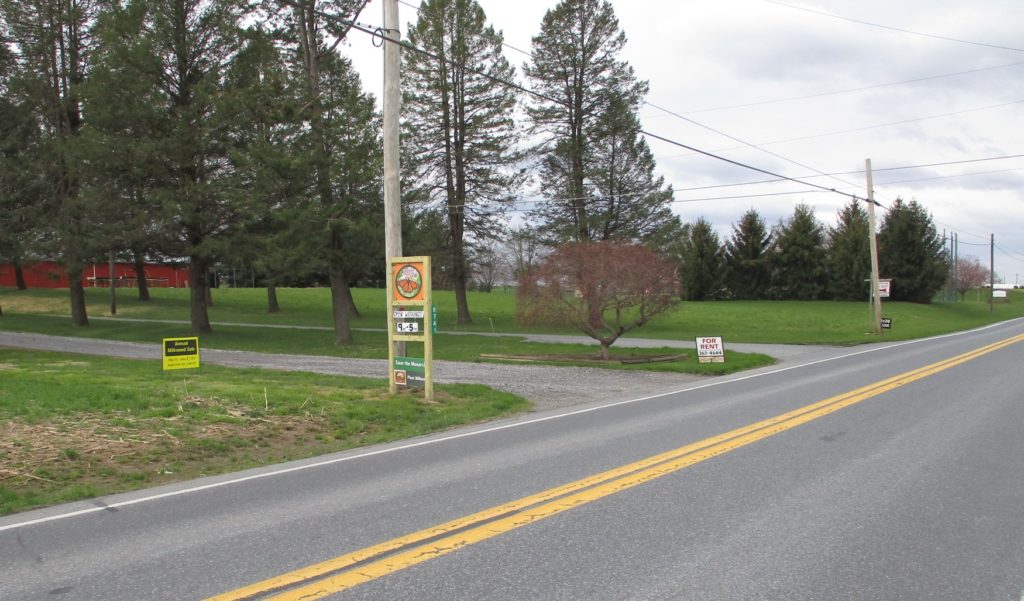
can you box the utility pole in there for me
[990,233,995,314]
[383,0,404,355]
[865,159,882,335]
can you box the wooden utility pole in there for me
[383,0,404,355]
[382,0,402,262]
[990,233,995,314]
[865,159,882,335]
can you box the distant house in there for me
[0,261,190,289]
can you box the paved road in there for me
[3,320,1024,600]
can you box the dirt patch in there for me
[0,408,329,489]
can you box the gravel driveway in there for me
[0,331,835,412]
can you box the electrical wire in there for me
[763,0,1024,53]
[673,60,1024,115]
[393,0,874,205]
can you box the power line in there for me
[671,60,1024,115]
[395,0,872,206]
[656,100,1024,162]
[763,0,1024,53]
[308,0,879,209]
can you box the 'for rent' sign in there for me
[695,336,725,363]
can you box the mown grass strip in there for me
[0,348,529,516]
[3,285,1022,344]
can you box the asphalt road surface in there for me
[2,320,1024,600]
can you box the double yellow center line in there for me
[210,333,1024,601]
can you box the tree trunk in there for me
[68,261,89,326]
[205,280,214,307]
[13,259,27,290]
[133,253,150,301]
[344,282,361,318]
[267,280,280,313]
[453,259,472,324]
[189,260,213,334]
[599,341,610,361]
[329,262,352,345]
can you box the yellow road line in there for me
[210,333,1024,601]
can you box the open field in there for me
[0,348,528,515]
[0,287,784,375]
[3,285,1022,344]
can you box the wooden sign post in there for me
[387,256,433,401]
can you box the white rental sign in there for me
[695,336,725,363]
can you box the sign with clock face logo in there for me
[393,262,426,302]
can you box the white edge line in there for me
[1,318,1020,533]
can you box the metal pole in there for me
[383,0,404,359]
[865,159,882,335]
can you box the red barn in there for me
[0,261,190,289]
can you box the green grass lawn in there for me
[0,287,782,375]
[0,348,529,515]
[3,284,1022,345]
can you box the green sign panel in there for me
[393,356,426,388]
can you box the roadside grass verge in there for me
[0,348,529,516]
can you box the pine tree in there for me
[403,0,521,324]
[0,0,103,325]
[772,204,828,300]
[525,0,662,243]
[724,208,772,300]
[255,0,378,344]
[878,198,948,303]
[826,200,871,301]
[680,218,724,301]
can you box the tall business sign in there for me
[388,256,434,401]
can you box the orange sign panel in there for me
[393,261,427,303]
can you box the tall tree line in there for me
[0,0,382,342]
[677,200,948,303]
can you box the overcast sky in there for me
[342,0,1024,285]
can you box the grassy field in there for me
[3,284,1022,344]
[0,287,782,375]
[0,348,528,515]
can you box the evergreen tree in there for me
[0,44,43,290]
[102,0,250,334]
[403,0,521,324]
[258,0,378,345]
[772,204,827,300]
[878,198,948,303]
[827,199,871,301]
[724,208,772,300]
[586,96,676,242]
[0,0,103,325]
[525,0,656,243]
[221,27,310,313]
[680,218,724,301]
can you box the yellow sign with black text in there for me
[162,337,200,370]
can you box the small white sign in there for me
[878,279,892,298]
[993,290,1007,298]
[396,322,420,333]
[695,336,725,363]
[394,310,425,319]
